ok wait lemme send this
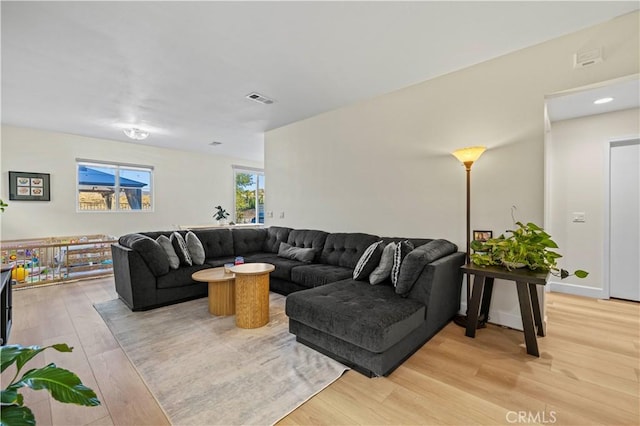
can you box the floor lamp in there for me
[451,146,486,328]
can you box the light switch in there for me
[279,211,285,219]
[267,211,274,218]
[572,212,586,223]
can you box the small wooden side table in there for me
[230,263,275,329]
[461,263,548,357]
[191,267,236,316]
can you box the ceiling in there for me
[546,77,640,122]
[2,2,638,162]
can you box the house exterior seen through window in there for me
[77,160,153,212]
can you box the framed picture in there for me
[9,171,51,201]
[473,230,493,242]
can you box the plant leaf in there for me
[1,389,20,405]
[0,404,35,426]
[560,269,569,279]
[1,344,74,374]
[574,270,589,278]
[15,363,100,407]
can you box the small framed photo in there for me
[473,230,493,242]
[9,171,51,201]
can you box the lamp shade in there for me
[452,146,486,165]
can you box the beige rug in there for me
[94,292,348,425]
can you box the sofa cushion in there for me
[239,252,306,281]
[353,240,384,281]
[118,233,170,276]
[285,280,426,353]
[233,228,268,255]
[263,226,292,253]
[171,232,193,266]
[157,235,180,269]
[156,264,210,289]
[185,231,205,265]
[291,264,354,288]
[278,242,315,262]
[391,240,414,286]
[369,242,396,285]
[395,239,458,295]
[320,233,380,268]
[287,229,328,261]
[195,229,234,258]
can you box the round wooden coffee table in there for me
[191,267,236,316]
[229,263,275,329]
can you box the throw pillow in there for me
[369,242,396,285]
[395,239,457,295]
[185,231,205,265]
[170,232,192,266]
[353,240,384,281]
[391,240,414,287]
[125,234,170,276]
[157,235,179,269]
[277,242,316,263]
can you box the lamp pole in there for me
[451,146,486,328]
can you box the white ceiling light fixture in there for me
[123,127,150,140]
[593,97,614,105]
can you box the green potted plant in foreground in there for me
[470,221,588,279]
[1,344,100,426]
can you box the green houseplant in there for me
[470,222,588,279]
[1,344,100,426]
[213,205,230,222]
[0,199,8,212]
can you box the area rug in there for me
[94,293,348,425]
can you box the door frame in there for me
[604,137,640,299]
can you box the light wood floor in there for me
[3,277,638,425]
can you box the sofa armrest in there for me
[111,243,158,310]
[407,251,465,329]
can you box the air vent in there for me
[209,141,223,146]
[246,92,275,105]
[574,47,603,68]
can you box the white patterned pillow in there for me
[353,240,384,281]
[391,240,414,286]
[186,231,205,265]
[170,232,192,266]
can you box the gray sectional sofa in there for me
[111,226,465,376]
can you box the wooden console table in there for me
[461,263,548,357]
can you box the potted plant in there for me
[1,343,100,425]
[213,205,230,225]
[0,199,8,212]
[470,221,588,279]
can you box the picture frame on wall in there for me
[473,230,493,242]
[8,171,51,201]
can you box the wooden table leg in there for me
[478,277,494,325]
[516,281,539,357]
[235,272,270,329]
[528,283,545,337]
[208,279,235,316]
[465,275,485,338]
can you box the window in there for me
[77,160,153,212]
[233,166,264,224]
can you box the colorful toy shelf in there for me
[0,234,116,288]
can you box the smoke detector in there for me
[246,92,275,105]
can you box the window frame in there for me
[76,159,154,213]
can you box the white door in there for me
[609,139,640,301]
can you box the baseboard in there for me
[547,280,606,299]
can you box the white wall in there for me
[265,12,639,329]
[547,108,640,298]
[0,126,262,240]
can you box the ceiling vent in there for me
[209,141,223,146]
[574,47,603,69]
[246,92,275,105]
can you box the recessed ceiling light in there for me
[594,97,614,105]
[123,128,150,140]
